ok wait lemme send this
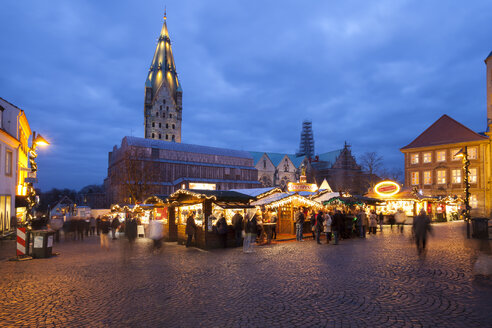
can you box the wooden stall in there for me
[166,189,254,249]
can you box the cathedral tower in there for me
[296,121,315,159]
[144,12,183,142]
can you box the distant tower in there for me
[486,51,492,129]
[296,121,315,159]
[144,11,183,142]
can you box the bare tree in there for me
[379,167,403,183]
[360,152,383,187]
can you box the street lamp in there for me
[455,147,471,238]
[25,131,50,227]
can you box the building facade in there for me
[144,13,183,142]
[250,152,308,189]
[105,136,260,205]
[0,97,31,233]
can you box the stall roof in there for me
[251,192,292,206]
[324,195,383,206]
[365,188,438,201]
[251,192,324,210]
[230,187,282,199]
[167,189,254,203]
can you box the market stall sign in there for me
[287,182,318,193]
[374,181,400,197]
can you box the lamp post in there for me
[25,131,50,227]
[455,147,471,238]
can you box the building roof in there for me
[145,14,181,100]
[317,149,342,164]
[249,151,266,165]
[230,187,281,198]
[287,154,305,168]
[485,50,492,62]
[249,151,306,168]
[124,136,254,159]
[401,114,488,150]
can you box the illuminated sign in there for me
[374,181,401,197]
[287,182,318,193]
[189,183,216,190]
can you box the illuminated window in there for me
[411,154,419,164]
[469,168,477,183]
[411,172,419,185]
[423,171,431,185]
[451,169,461,184]
[451,148,461,161]
[423,152,431,163]
[437,170,446,184]
[436,150,446,162]
[468,147,477,159]
[5,149,12,176]
[470,195,478,208]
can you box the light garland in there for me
[256,187,283,200]
[168,189,217,200]
[265,194,324,210]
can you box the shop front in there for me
[166,189,254,249]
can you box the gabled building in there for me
[249,152,309,189]
[0,97,31,233]
[400,115,490,216]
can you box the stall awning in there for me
[213,201,255,209]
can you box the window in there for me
[163,99,166,104]
[165,135,168,140]
[411,154,419,164]
[423,171,431,185]
[468,147,477,159]
[437,170,446,184]
[436,150,446,162]
[166,106,169,111]
[451,148,461,161]
[411,172,419,185]
[155,112,159,117]
[159,123,161,128]
[160,105,162,110]
[172,124,175,129]
[423,152,432,163]
[0,105,4,129]
[166,124,169,129]
[470,195,478,208]
[162,113,165,118]
[159,134,161,139]
[451,169,461,184]
[263,159,266,169]
[172,135,175,142]
[170,114,173,118]
[5,150,12,176]
[152,122,155,127]
[469,168,477,183]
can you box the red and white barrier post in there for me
[16,227,29,257]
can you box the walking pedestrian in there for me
[232,211,243,247]
[310,210,316,240]
[323,211,332,244]
[331,210,343,245]
[395,209,406,233]
[412,209,432,255]
[149,219,163,253]
[369,211,378,234]
[271,211,278,240]
[76,218,85,241]
[90,216,96,236]
[315,210,324,244]
[358,210,367,238]
[216,214,228,248]
[185,212,197,248]
[389,213,396,231]
[296,208,305,241]
[111,215,120,240]
[378,212,384,232]
[96,216,102,235]
[126,216,138,245]
[99,217,110,250]
[243,213,257,253]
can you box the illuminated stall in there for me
[251,192,324,235]
[166,189,254,249]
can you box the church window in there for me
[263,159,266,169]
[155,112,159,117]
[152,122,155,128]
[160,105,162,110]
[163,99,166,104]
[172,124,175,129]
[162,113,165,118]
[152,133,155,138]
[166,124,169,129]
[166,106,169,111]
[159,123,162,128]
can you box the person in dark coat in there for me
[111,215,120,240]
[309,211,316,240]
[315,210,324,244]
[76,218,85,241]
[125,216,138,245]
[96,216,102,235]
[185,212,197,248]
[216,214,228,248]
[331,210,343,245]
[296,208,305,241]
[412,209,432,255]
[99,217,110,249]
[243,213,258,253]
[231,211,243,247]
[271,211,278,240]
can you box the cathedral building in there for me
[144,13,183,142]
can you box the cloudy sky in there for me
[1,0,491,191]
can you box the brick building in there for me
[105,136,260,205]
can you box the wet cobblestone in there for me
[0,222,491,327]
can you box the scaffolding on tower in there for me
[296,121,315,159]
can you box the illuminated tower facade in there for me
[144,12,183,142]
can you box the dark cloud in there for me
[1,0,491,191]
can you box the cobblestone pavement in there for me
[0,222,491,327]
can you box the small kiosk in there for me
[166,189,254,249]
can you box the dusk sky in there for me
[1,1,491,191]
